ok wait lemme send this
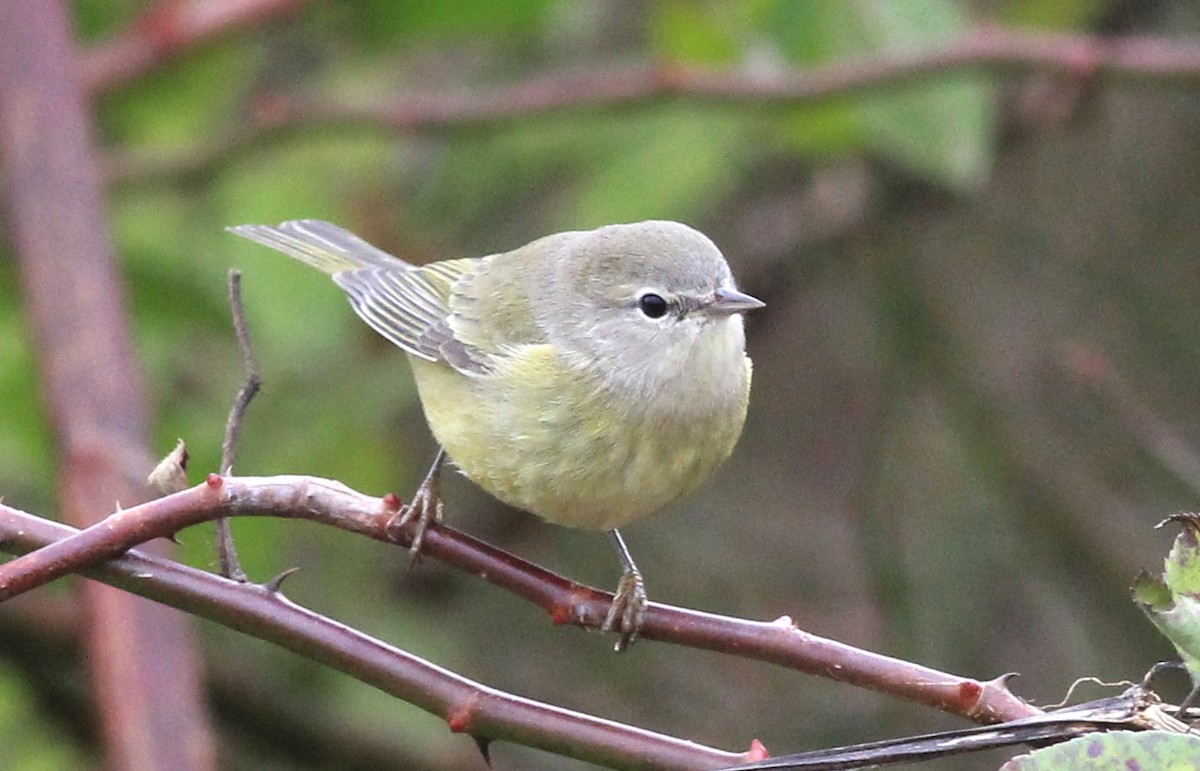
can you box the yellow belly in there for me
[409,347,750,531]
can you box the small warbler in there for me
[229,219,762,650]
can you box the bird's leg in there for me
[601,529,647,652]
[387,447,446,557]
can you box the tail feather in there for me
[227,220,410,274]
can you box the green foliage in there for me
[0,661,86,770]
[999,0,1110,30]
[762,0,994,188]
[316,0,558,50]
[651,0,757,65]
[651,0,1000,185]
[1001,730,1200,769]
[98,42,253,148]
[0,260,53,510]
[566,106,753,227]
[1134,515,1200,689]
[71,0,141,40]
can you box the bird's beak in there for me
[705,287,765,317]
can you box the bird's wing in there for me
[229,220,551,374]
[334,257,490,374]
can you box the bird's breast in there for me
[410,345,751,531]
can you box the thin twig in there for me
[215,269,260,580]
[222,269,261,472]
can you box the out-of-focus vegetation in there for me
[4,0,1200,768]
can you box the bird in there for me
[228,219,763,650]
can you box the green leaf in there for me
[860,69,994,189]
[99,42,253,147]
[650,0,753,65]
[0,663,87,770]
[565,107,750,227]
[319,0,556,49]
[1132,571,1172,610]
[1134,514,1200,690]
[0,263,53,507]
[762,0,995,189]
[1163,513,1200,595]
[1000,730,1200,769]
[999,0,1108,30]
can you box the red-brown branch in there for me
[0,502,749,771]
[0,475,1039,725]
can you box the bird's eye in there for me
[637,293,669,319]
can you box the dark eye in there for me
[637,293,669,319]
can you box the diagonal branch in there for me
[0,503,750,771]
[0,476,1038,725]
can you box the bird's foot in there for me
[386,448,446,557]
[601,568,647,652]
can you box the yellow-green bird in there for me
[229,219,763,650]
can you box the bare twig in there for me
[105,25,1200,186]
[0,502,750,771]
[215,269,260,580]
[0,476,1038,725]
[222,270,261,473]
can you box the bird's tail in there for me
[227,219,410,274]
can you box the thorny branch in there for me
[0,476,1038,727]
[0,502,752,771]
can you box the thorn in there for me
[472,736,493,767]
[745,738,769,761]
[262,567,300,593]
[447,695,480,733]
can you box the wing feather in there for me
[333,259,489,373]
[230,220,490,374]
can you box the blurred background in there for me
[3,0,1200,768]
